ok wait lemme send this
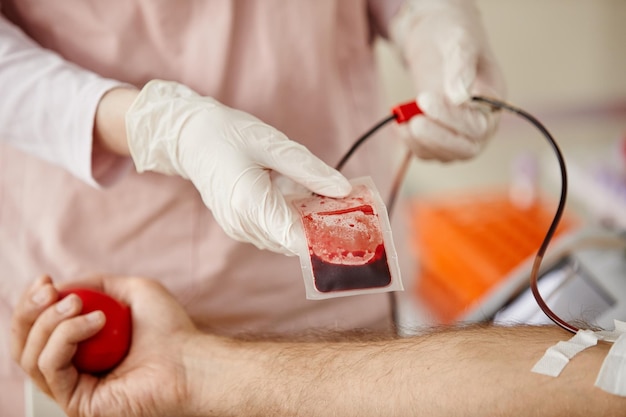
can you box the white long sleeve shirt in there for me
[0,13,129,186]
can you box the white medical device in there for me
[463,227,626,331]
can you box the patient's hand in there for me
[11,275,199,417]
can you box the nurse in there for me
[0,1,504,415]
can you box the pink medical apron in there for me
[0,1,409,415]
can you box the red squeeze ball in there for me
[58,288,132,374]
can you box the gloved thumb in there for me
[443,38,479,105]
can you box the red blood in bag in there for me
[310,244,392,292]
[58,288,132,374]
[302,202,392,292]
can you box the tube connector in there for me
[391,101,422,124]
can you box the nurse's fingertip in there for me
[447,80,471,105]
[314,176,352,198]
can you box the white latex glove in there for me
[125,80,351,255]
[391,0,506,162]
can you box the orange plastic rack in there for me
[410,190,578,324]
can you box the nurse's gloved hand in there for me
[391,0,506,162]
[126,80,351,255]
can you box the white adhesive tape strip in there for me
[595,320,626,343]
[595,332,626,396]
[532,329,598,377]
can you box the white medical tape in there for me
[595,320,626,343]
[595,321,626,396]
[531,329,598,377]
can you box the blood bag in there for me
[291,176,403,300]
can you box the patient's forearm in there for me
[185,325,623,417]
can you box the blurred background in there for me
[377,1,626,328]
